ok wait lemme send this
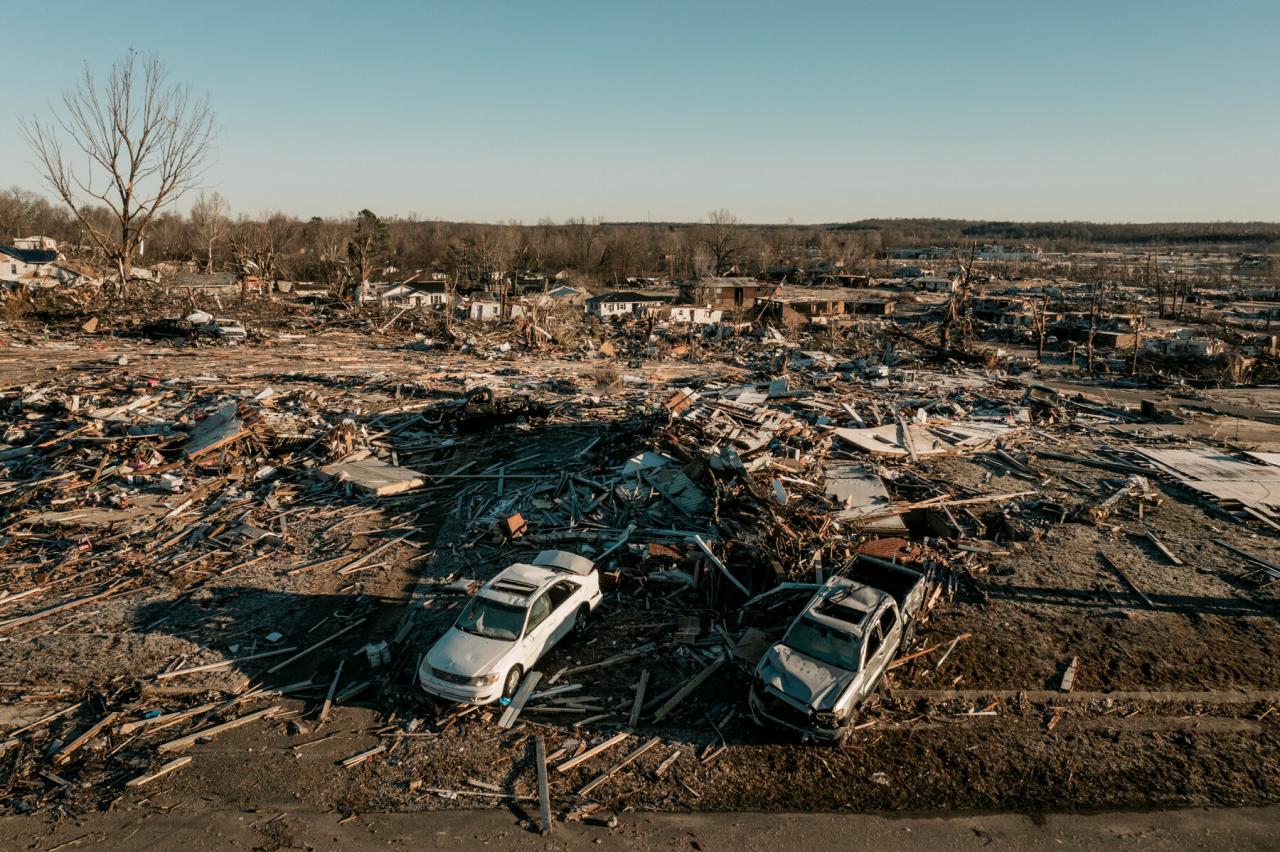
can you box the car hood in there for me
[757,644,860,712]
[426,627,515,678]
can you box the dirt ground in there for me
[0,333,1277,826]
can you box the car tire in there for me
[502,665,523,700]
[572,604,591,635]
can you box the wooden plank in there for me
[51,711,119,765]
[554,731,629,773]
[693,536,749,596]
[341,744,386,767]
[336,532,416,575]
[0,586,120,632]
[889,632,972,670]
[157,705,279,753]
[266,618,367,673]
[319,659,345,723]
[498,670,542,729]
[1098,551,1155,608]
[120,702,217,735]
[1142,529,1183,566]
[535,735,552,835]
[577,736,662,796]
[3,701,82,741]
[155,647,298,680]
[652,658,725,722]
[125,756,192,787]
[1214,538,1280,581]
[628,669,649,728]
[1060,656,1080,692]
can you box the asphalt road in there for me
[2,806,1277,851]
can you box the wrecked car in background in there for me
[750,557,926,741]
[418,550,602,705]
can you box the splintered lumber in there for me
[1060,656,1080,692]
[629,670,650,729]
[693,536,749,596]
[267,618,367,673]
[1098,551,1155,608]
[889,633,972,670]
[0,585,122,632]
[157,705,280,753]
[555,731,630,773]
[1141,529,1183,566]
[653,657,725,722]
[319,659,345,723]
[341,744,386,767]
[535,735,552,835]
[553,643,655,682]
[577,736,662,796]
[120,702,218,735]
[155,647,298,680]
[51,711,119,765]
[125,756,192,787]
[498,671,542,729]
[336,532,416,575]
[655,748,681,777]
[1214,539,1280,581]
[3,702,82,742]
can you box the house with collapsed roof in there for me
[586,291,672,319]
[0,245,101,288]
[676,277,777,310]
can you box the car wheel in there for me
[572,605,591,635]
[502,665,523,699]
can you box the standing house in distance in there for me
[380,281,451,309]
[677,277,777,311]
[586,291,672,319]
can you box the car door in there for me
[545,580,581,648]
[860,605,899,694]
[520,590,557,665]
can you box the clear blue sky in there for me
[4,0,1277,223]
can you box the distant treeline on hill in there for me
[825,219,1280,250]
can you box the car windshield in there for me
[455,596,526,641]
[783,616,862,672]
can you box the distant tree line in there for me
[3,186,1276,293]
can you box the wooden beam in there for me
[319,659,345,723]
[267,618,367,673]
[1098,551,1154,608]
[693,536,749,596]
[535,735,552,835]
[156,647,297,680]
[652,658,724,722]
[120,702,218,735]
[498,671,542,730]
[158,705,279,753]
[629,669,649,728]
[555,731,629,773]
[577,736,662,796]
[125,756,192,787]
[51,711,119,766]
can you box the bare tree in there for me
[698,209,741,276]
[190,191,229,273]
[347,209,390,302]
[229,213,297,293]
[20,51,216,292]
